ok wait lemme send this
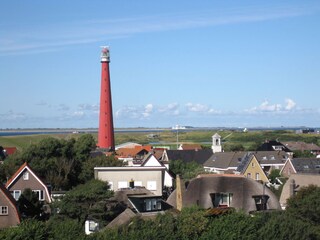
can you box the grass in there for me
[1,130,319,151]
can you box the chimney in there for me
[176,174,183,211]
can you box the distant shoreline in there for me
[0,126,318,137]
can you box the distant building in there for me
[257,140,292,154]
[211,133,222,153]
[283,141,320,155]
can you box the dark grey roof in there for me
[257,140,292,152]
[253,151,288,165]
[166,149,213,165]
[167,175,280,213]
[283,142,320,152]
[291,158,320,174]
[236,152,253,173]
[204,152,244,169]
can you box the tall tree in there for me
[55,179,113,225]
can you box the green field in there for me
[1,129,319,151]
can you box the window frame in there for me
[0,206,8,215]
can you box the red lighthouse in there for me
[98,47,115,151]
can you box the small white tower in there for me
[212,133,222,153]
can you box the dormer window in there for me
[23,171,29,180]
[273,146,283,151]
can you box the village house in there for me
[166,174,280,213]
[5,162,52,204]
[279,174,320,209]
[94,165,166,196]
[280,157,320,178]
[0,184,20,229]
[235,153,269,184]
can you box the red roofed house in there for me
[116,145,152,166]
[0,184,20,229]
[3,147,17,156]
[6,162,52,204]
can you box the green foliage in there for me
[47,216,87,240]
[169,159,203,180]
[201,212,259,240]
[176,206,208,240]
[0,219,48,240]
[268,169,281,184]
[257,211,320,240]
[54,179,113,224]
[293,150,314,158]
[286,185,320,225]
[79,154,125,183]
[17,188,45,220]
[0,134,98,189]
[223,143,245,152]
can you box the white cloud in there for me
[158,103,180,115]
[247,99,299,113]
[0,110,27,121]
[115,104,154,119]
[285,98,296,110]
[185,103,219,114]
[78,103,99,111]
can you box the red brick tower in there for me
[98,47,115,151]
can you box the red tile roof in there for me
[4,147,17,155]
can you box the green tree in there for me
[257,211,320,240]
[0,219,48,240]
[47,216,87,240]
[55,179,113,225]
[176,206,208,240]
[79,154,124,182]
[201,212,259,240]
[17,188,46,220]
[169,159,203,181]
[286,185,320,225]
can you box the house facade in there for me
[280,158,320,178]
[0,184,20,229]
[5,162,52,203]
[94,166,166,195]
[236,153,269,184]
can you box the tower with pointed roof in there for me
[212,133,222,153]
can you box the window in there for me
[255,173,260,180]
[144,198,162,212]
[33,190,44,201]
[0,206,8,215]
[89,220,99,232]
[251,162,255,167]
[11,190,21,200]
[23,171,29,180]
[118,181,128,190]
[134,181,142,187]
[147,181,157,191]
[211,192,233,207]
[247,173,251,178]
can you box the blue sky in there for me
[1,1,320,129]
